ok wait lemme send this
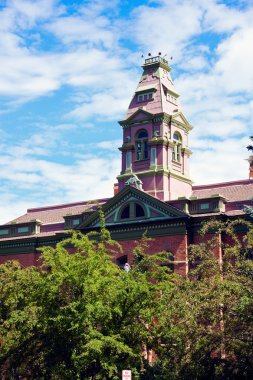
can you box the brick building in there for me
[0,56,252,273]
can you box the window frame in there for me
[17,226,29,234]
[135,129,149,161]
[172,132,182,163]
[119,202,146,220]
[167,92,178,105]
[137,92,153,103]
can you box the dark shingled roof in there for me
[192,179,253,202]
[6,198,110,225]
[1,180,252,243]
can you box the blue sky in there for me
[0,0,253,223]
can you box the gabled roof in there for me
[119,108,154,126]
[6,198,109,225]
[171,111,193,131]
[79,185,188,229]
[192,179,253,202]
[135,84,158,93]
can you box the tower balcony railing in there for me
[144,56,168,66]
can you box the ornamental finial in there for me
[125,174,143,190]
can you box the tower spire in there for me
[117,55,193,201]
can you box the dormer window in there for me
[17,226,29,233]
[137,92,153,102]
[64,215,83,229]
[0,229,9,235]
[136,129,148,161]
[200,202,209,210]
[0,221,41,237]
[167,92,177,104]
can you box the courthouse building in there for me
[0,55,252,273]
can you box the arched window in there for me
[172,132,182,162]
[135,203,145,217]
[116,255,128,269]
[119,203,146,220]
[135,130,148,161]
[121,205,130,219]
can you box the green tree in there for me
[150,219,253,380]
[0,227,173,379]
[1,219,252,380]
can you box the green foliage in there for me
[1,219,253,379]
[243,205,253,218]
[0,228,173,379]
[150,219,253,380]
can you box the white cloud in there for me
[0,0,253,225]
[128,0,253,186]
[0,0,131,108]
[215,27,253,93]
[201,0,253,33]
[0,150,121,223]
[96,139,121,150]
[1,0,63,31]
[129,1,203,60]
[46,15,116,48]
[191,136,249,185]
[69,89,131,121]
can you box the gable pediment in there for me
[119,109,154,126]
[172,112,193,130]
[79,186,188,229]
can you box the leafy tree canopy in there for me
[0,217,253,379]
[151,219,253,380]
[0,225,173,379]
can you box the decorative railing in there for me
[144,56,168,65]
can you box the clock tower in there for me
[117,55,193,201]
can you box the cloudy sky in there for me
[0,0,253,223]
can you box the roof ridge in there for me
[192,179,252,190]
[27,198,111,213]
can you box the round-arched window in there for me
[173,132,181,141]
[172,132,182,162]
[135,203,145,217]
[137,130,148,139]
[135,129,148,160]
[119,203,146,220]
[121,205,130,219]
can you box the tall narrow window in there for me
[172,132,182,163]
[150,147,157,166]
[126,151,132,170]
[135,130,148,161]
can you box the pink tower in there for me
[117,55,193,201]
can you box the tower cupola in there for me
[117,55,193,201]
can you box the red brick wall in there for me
[190,232,221,259]
[0,235,189,274]
[0,253,40,267]
[115,234,188,275]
